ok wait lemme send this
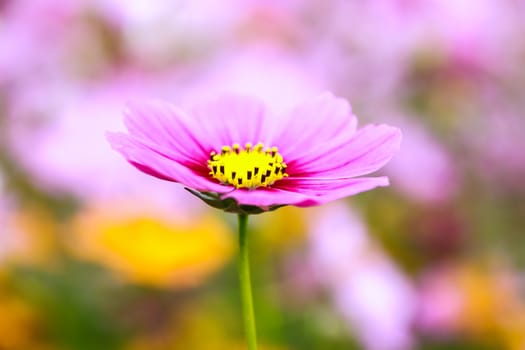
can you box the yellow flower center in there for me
[208,142,288,189]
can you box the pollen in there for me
[208,142,288,189]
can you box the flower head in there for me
[107,93,401,213]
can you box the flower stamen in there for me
[208,142,288,189]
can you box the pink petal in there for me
[290,124,401,178]
[107,132,228,193]
[191,94,274,148]
[123,100,210,166]
[273,92,358,160]
[278,176,390,207]
[222,176,389,208]
[222,187,313,207]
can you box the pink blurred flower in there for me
[6,71,194,206]
[0,0,123,82]
[416,267,464,335]
[181,44,327,113]
[316,0,521,101]
[0,0,79,79]
[309,203,416,350]
[385,116,458,203]
[108,93,401,212]
[465,111,525,188]
[422,0,519,70]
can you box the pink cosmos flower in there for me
[107,93,401,213]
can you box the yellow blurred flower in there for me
[0,289,49,350]
[69,201,234,288]
[451,265,525,346]
[0,296,35,349]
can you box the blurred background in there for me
[1,0,525,349]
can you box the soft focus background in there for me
[1,1,525,349]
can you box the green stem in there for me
[238,213,258,350]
